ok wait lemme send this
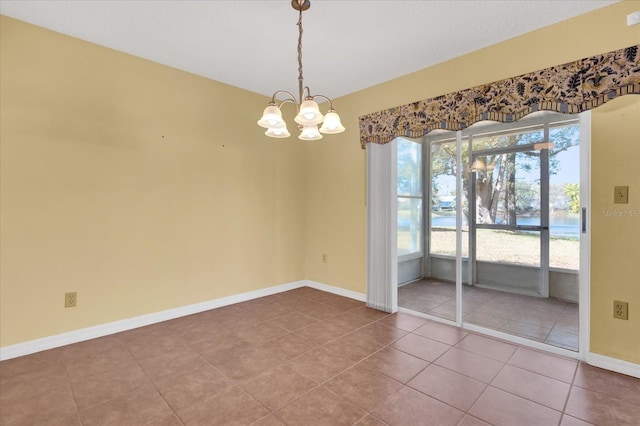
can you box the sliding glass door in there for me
[398,111,584,352]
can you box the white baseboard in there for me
[303,280,366,302]
[12,279,637,379]
[587,352,640,378]
[0,280,308,361]
[0,280,367,361]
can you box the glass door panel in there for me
[549,124,580,271]
[398,134,462,320]
[464,115,581,352]
[397,113,581,353]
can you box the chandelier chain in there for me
[297,7,304,103]
[257,0,344,139]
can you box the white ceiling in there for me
[0,0,619,100]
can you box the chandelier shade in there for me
[319,110,345,134]
[299,125,322,141]
[265,127,291,138]
[257,104,286,129]
[294,99,324,125]
[259,0,345,140]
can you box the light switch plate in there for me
[614,186,629,204]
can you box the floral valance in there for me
[359,45,640,148]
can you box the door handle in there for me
[582,207,587,234]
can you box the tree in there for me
[431,124,579,224]
[564,183,580,214]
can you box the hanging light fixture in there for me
[534,141,555,150]
[470,159,486,172]
[257,0,345,140]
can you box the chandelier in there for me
[257,0,345,140]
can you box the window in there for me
[397,138,422,258]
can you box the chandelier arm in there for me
[309,94,335,110]
[297,7,304,104]
[270,90,298,105]
[278,98,299,109]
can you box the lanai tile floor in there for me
[2,287,637,426]
[399,279,579,351]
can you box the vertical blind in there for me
[366,141,398,312]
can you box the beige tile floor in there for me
[399,279,579,351]
[1,287,638,426]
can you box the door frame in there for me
[578,111,591,358]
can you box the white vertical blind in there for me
[366,141,398,312]
[455,131,463,325]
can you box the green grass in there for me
[400,228,579,269]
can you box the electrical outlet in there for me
[65,292,77,308]
[322,254,328,263]
[613,300,628,320]
[614,186,628,204]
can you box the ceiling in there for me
[0,0,619,100]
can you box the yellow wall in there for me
[591,96,640,363]
[302,0,640,363]
[0,16,306,346]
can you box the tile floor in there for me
[399,279,579,351]
[1,287,638,426]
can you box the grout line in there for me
[560,360,584,425]
[401,282,580,352]
[1,287,602,426]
